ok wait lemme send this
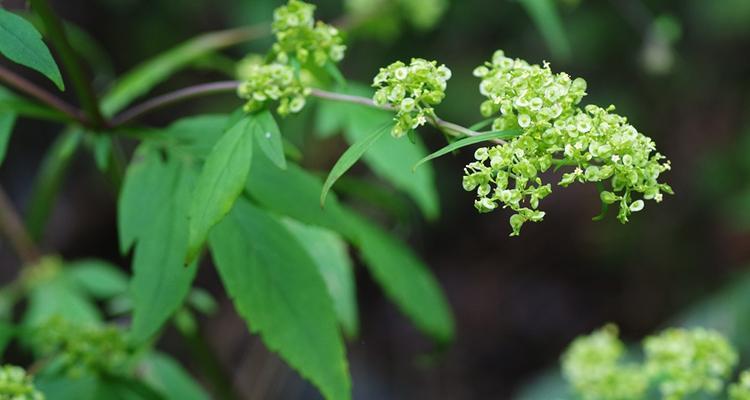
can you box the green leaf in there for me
[321,122,390,207]
[130,164,198,344]
[314,99,347,138]
[92,134,111,172]
[0,112,15,167]
[24,276,101,328]
[347,213,455,343]
[209,200,351,400]
[25,128,82,240]
[67,259,128,300]
[251,110,286,169]
[283,218,359,338]
[247,153,358,240]
[36,374,100,400]
[344,105,440,219]
[187,288,218,315]
[101,29,256,116]
[248,154,454,343]
[325,83,441,219]
[118,144,174,253]
[164,114,234,159]
[518,0,572,60]
[413,129,521,171]
[187,116,254,264]
[0,8,64,90]
[142,352,209,400]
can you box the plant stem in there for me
[112,81,486,138]
[0,186,41,265]
[0,64,88,125]
[29,0,106,128]
[111,81,241,126]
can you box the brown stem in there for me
[112,81,487,139]
[111,81,241,126]
[0,64,88,126]
[0,186,41,264]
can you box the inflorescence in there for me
[464,50,672,235]
[237,0,345,116]
[562,325,741,400]
[0,365,43,400]
[372,58,451,137]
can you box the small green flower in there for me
[272,0,346,67]
[464,50,672,235]
[372,58,451,137]
[236,60,311,116]
[0,365,44,400]
[643,327,738,400]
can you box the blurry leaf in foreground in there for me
[518,0,572,60]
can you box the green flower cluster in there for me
[237,58,311,116]
[237,0,345,116]
[561,325,648,400]
[562,325,739,400]
[272,0,346,67]
[644,327,738,400]
[0,365,43,400]
[372,58,451,137]
[730,371,750,400]
[464,50,672,235]
[32,318,130,377]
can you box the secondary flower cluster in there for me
[562,325,647,400]
[32,318,130,377]
[464,50,672,235]
[271,0,346,67]
[562,325,740,400]
[644,328,738,400]
[237,60,310,116]
[237,0,346,116]
[0,365,43,400]
[372,58,451,137]
[730,371,750,400]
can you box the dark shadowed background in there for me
[2,0,750,398]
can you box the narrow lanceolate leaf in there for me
[187,116,254,264]
[321,122,390,207]
[209,200,351,400]
[413,129,521,171]
[25,128,82,240]
[101,29,260,115]
[130,165,198,344]
[283,218,359,338]
[323,83,441,220]
[345,105,440,219]
[518,0,572,60]
[348,212,455,343]
[0,8,64,90]
[252,110,286,169]
[118,144,174,253]
[142,352,209,400]
[0,113,16,167]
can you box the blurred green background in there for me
[2,0,750,398]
